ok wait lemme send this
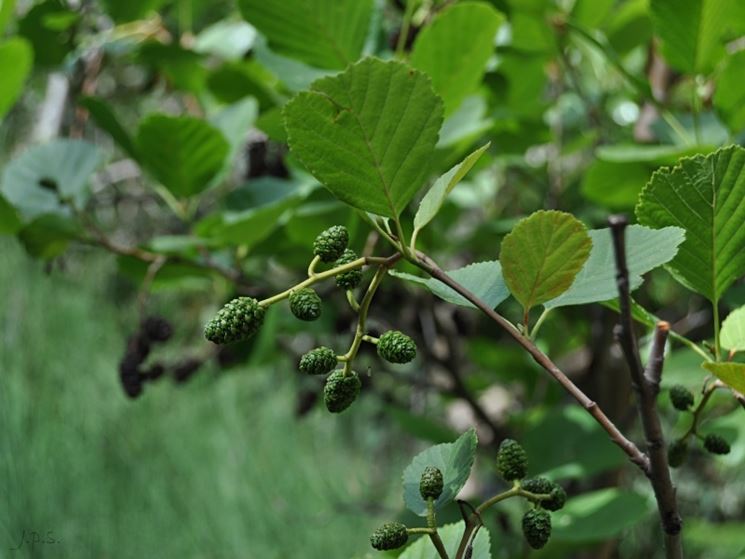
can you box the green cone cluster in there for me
[313,225,349,263]
[370,522,408,550]
[496,439,528,481]
[289,288,322,321]
[204,297,265,344]
[669,384,694,411]
[323,370,362,413]
[299,347,337,376]
[704,434,731,455]
[334,249,363,290]
[419,466,444,500]
[521,477,567,511]
[377,330,417,364]
[522,508,552,549]
[667,439,688,468]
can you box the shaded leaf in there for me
[0,37,33,121]
[79,96,139,160]
[17,214,81,259]
[714,50,745,133]
[390,261,509,310]
[17,0,75,67]
[0,194,21,235]
[402,429,477,516]
[500,210,592,314]
[545,225,685,309]
[284,58,443,217]
[720,306,745,351]
[100,0,167,22]
[635,145,745,302]
[702,362,745,394]
[398,521,490,559]
[136,114,230,198]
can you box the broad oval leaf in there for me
[390,260,509,310]
[136,114,230,198]
[545,225,685,309]
[402,428,477,517]
[410,1,503,115]
[238,0,373,70]
[635,145,745,302]
[720,306,745,352]
[284,58,443,218]
[0,37,33,122]
[500,211,592,314]
[1,138,103,220]
[702,362,745,394]
[398,521,490,559]
[413,142,490,237]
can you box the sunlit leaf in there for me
[0,37,33,121]
[398,521,490,559]
[702,362,745,394]
[720,306,745,352]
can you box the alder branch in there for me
[609,215,682,559]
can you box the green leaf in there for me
[0,194,21,235]
[136,114,230,198]
[194,20,256,60]
[100,0,167,22]
[17,0,75,67]
[581,160,651,210]
[702,362,745,394]
[238,0,373,70]
[1,139,103,220]
[391,261,509,310]
[0,0,16,34]
[17,214,81,259]
[79,96,139,160]
[714,51,745,133]
[402,428,477,517]
[650,0,730,74]
[720,306,745,351]
[500,210,592,314]
[284,58,443,218]
[413,142,489,237]
[635,145,745,302]
[410,2,503,115]
[0,37,33,122]
[552,488,651,542]
[545,225,685,309]
[398,521,490,559]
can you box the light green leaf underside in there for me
[413,142,490,235]
[284,57,443,218]
[399,521,490,559]
[390,260,509,310]
[720,306,745,351]
[635,145,745,302]
[410,1,503,115]
[500,210,592,312]
[650,0,730,74]
[545,225,685,309]
[702,362,745,394]
[136,114,230,198]
[0,37,33,122]
[238,0,373,70]
[402,429,477,516]
[1,139,103,220]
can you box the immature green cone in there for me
[204,297,265,344]
[378,330,417,364]
[419,466,444,500]
[323,370,362,413]
[370,522,408,550]
[334,249,363,290]
[289,288,322,321]
[522,508,552,549]
[299,347,337,376]
[496,439,528,481]
[669,384,694,411]
[522,477,567,511]
[703,434,731,455]
[667,439,688,468]
[313,225,349,263]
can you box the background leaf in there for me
[720,306,745,351]
[545,225,685,309]
[284,57,443,217]
[100,0,167,22]
[410,1,503,115]
[0,0,16,33]
[79,96,139,160]
[398,521,490,559]
[635,145,745,302]
[714,50,745,133]
[500,210,592,313]
[0,194,21,235]
[136,114,230,198]
[402,428,477,516]
[0,38,33,122]
[413,143,489,237]
[238,0,373,70]
[702,362,745,394]
[390,260,509,310]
